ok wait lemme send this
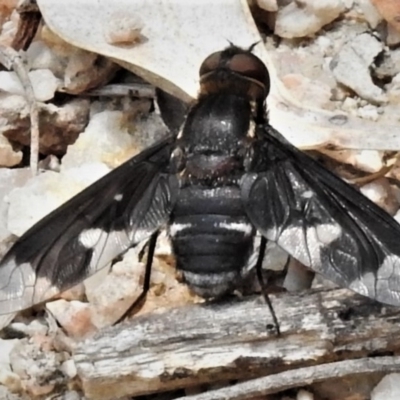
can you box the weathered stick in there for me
[73,288,400,400]
[0,45,39,174]
[176,356,400,400]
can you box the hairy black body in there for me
[1,45,400,317]
[170,94,256,297]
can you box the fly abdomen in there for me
[169,92,256,298]
[169,185,255,298]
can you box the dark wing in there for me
[241,126,400,306]
[0,136,178,314]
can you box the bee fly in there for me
[1,45,400,327]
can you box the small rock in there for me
[0,338,20,393]
[371,373,400,400]
[297,389,314,400]
[61,110,138,169]
[2,97,90,155]
[61,162,111,186]
[0,72,24,96]
[0,94,29,147]
[359,0,383,28]
[41,26,119,94]
[375,49,400,80]
[330,33,387,103]
[135,256,201,317]
[275,0,346,38]
[0,370,22,393]
[352,150,383,172]
[6,161,110,237]
[386,72,400,104]
[360,178,399,215]
[341,96,359,112]
[30,334,54,353]
[29,69,61,102]
[0,69,60,102]
[46,300,96,338]
[371,0,400,33]
[316,147,386,176]
[357,104,380,121]
[58,391,82,400]
[262,240,290,272]
[9,338,66,392]
[387,23,400,46]
[154,231,173,256]
[314,35,333,56]
[8,320,48,337]
[0,385,22,400]
[0,9,18,48]
[26,40,65,75]
[85,248,144,328]
[284,259,315,292]
[0,134,22,167]
[104,14,145,45]
[6,171,78,237]
[0,315,17,331]
[26,382,55,397]
[0,167,31,243]
[60,360,77,379]
[63,52,118,94]
[256,0,278,12]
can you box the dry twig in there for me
[0,45,39,174]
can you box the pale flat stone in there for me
[275,0,346,38]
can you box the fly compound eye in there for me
[229,53,270,96]
[199,50,269,90]
[199,47,270,100]
[199,51,223,78]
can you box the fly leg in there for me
[115,231,159,324]
[255,236,281,335]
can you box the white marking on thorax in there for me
[247,120,256,138]
[177,127,185,139]
[218,221,253,236]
